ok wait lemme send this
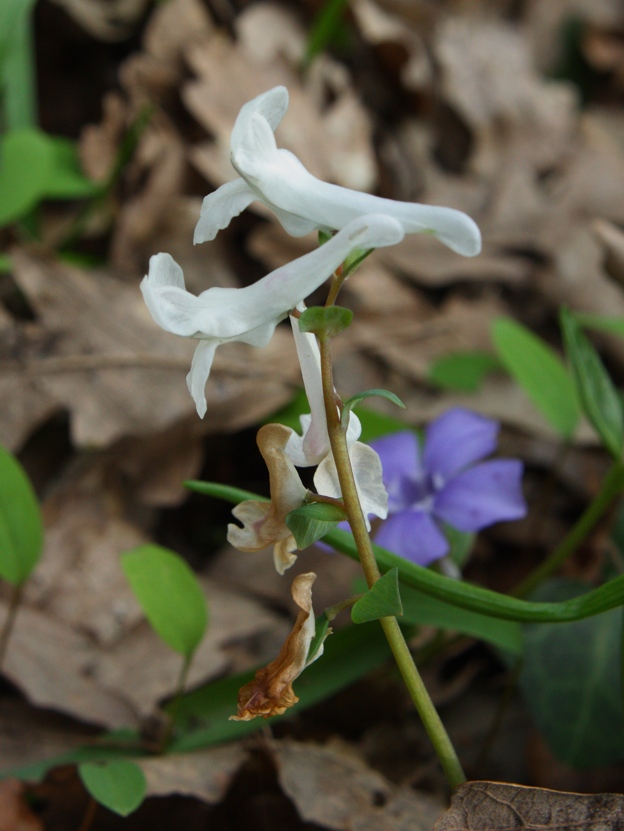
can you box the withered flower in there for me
[227,423,307,574]
[230,572,323,721]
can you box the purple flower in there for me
[369,408,527,567]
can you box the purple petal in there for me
[369,431,423,512]
[374,510,449,567]
[433,459,526,532]
[424,408,499,483]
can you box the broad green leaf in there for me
[520,580,624,768]
[0,444,43,585]
[575,313,624,339]
[341,389,405,430]
[352,568,402,623]
[286,502,346,549]
[191,483,624,624]
[0,129,97,228]
[121,545,208,658]
[299,305,353,339]
[78,761,146,817]
[400,584,522,654]
[560,307,624,457]
[428,351,500,393]
[492,317,579,438]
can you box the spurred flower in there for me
[227,423,307,574]
[230,572,325,721]
[194,86,481,257]
[370,408,527,566]
[142,213,403,417]
[286,315,388,529]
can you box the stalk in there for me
[317,333,466,789]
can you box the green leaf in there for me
[341,389,405,430]
[492,317,580,438]
[400,584,522,654]
[560,307,624,457]
[307,614,331,664]
[0,129,97,228]
[575,313,624,339]
[121,545,208,658]
[352,568,403,623]
[0,445,43,585]
[303,0,350,68]
[443,524,475,569]
[299,305,353,339]
[519,579,624,768]
[428,351,500,393]
[318,229,333,246]
[78,761,146,817]
[286,502,346,549]
[192,482,624,624]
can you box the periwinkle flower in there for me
[370,408,527,567]
[194,86,482,258]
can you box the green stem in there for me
[513,460,624,598]
[317,334,466,789]
[162,653,193,750]
[0,583,23,672]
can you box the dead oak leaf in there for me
[434,781,624,831]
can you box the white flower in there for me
[194,86,481,258]
[285,315,388,528]
[142,213,404,417]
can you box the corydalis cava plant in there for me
[142,214,403,417]
[195,86,482,258]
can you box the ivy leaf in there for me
[78,761,146,817]
[0,444,43,585]
[351,568,403,623]
[121,545,208,658]
[286,502,346,549]
[341,389,405,430]
[492,317,579,438]
[560,307,624,457]
[299,306,353,339]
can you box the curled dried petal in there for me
[230,572,318,721]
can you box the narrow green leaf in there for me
[0,445,43,585]
[520,580,624,768]
[121,545,208,658]
[492,317,580,438]
[299,305,353,339]
[78,760,146,817]
[307,614,331,664]
[286,502,346,549]
[560,307,624,457]
[428,351,500,393]
[193,483,624,624]
[341,389,405,430]
[400,584,522,654]
[303,0,350,68]
[318,229,333,246]
[352,568,402,623]
[575,313,624,339]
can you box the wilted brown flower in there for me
[227,423,307,573]
[230,572,326,721]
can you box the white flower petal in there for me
[229,87,481,257]
[314,441,388,528]
[186,340,218,418]
[194,179,256,244]
[230,86,289,154]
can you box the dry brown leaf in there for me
[138,745,248,802]
[49,0,149,41]
[273,740,444,831]
[183,4,376,193]
[434,781,624,831]
[0,779,43,831]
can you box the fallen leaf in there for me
[49,0,150,41]
[273,740,444,831]
[138,744,248,802]
[434,781,624,831]
[0,779,43,831]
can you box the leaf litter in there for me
[3,0,624,825]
